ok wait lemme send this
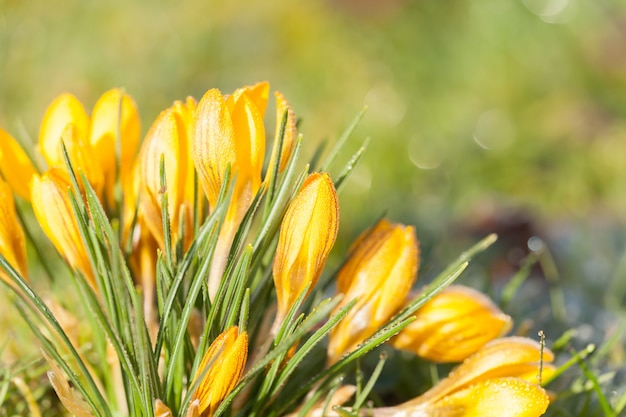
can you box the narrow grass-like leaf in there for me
[335,140,368,194]
[159,155,175,271]
[272,298,355,394]
[320,107,367,171]
[575,349,615,417]
[212,297,343,417]
[352,352,387,411]
[266,110,289,204]
[0,258,110,417]
[500,252,537,309]
[239,289,251,332]
[222,245,253,329]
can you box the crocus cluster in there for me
[0,83,552,417]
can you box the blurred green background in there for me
[1,0,626,413]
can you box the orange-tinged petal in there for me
[328,219,419,363]
[191,326,248,417]
[273,173,339,325]
[89,88,141,205]
[231,92,265,195]
[193,89,236,209]
[172,97,201,214]
[0,179,28,284]
[31,169,95,286]
[154,399,173,417]
[39,93,89,168]
[0,128,38,201]
[392,285,512,363]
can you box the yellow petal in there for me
[226,81,270,117]
[392,285,512,363]
[230,91,265,195]
[31,169,94,286]
[272,173,339,325]
[89,88,141,205]
[405,377,550,417]
[138,107,185,250]
[411,337,554,406]
[191,326,248,417]
[0,128,38,201]
[193,89,236,209]
[39,93,89,168]
[0,179,28,284]
[59,124,104,196]
[328,219,419,363]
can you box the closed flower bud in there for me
[327,219,418,364]
[31,169,95,286]
[190,326,248,417]
[0,128,37,201]
[273,173,339,328]
[193,84,270,298]
[392,285,513,363]
[193,83,267,210]
[0,179,28,284]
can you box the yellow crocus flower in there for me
[272,172,339,330]
[371,337,554,417]
[0,128,38,201]
[189,326,248,417]
[137,97,197,251]
[392,285,513,363]
[38,90,140,205]
[193,83,269,299]
[0,179,28,285]
[31,169,95,286]
[327,218,418,364]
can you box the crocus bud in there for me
[190,326,248,417]
[193,83,267,210]
[327,219,418,364]
[0,179,28,284]
[392,285,513,363]
[272,173,339,328]
[194,84,270,299]
[0,128,38,201]
[31,169,95,286]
